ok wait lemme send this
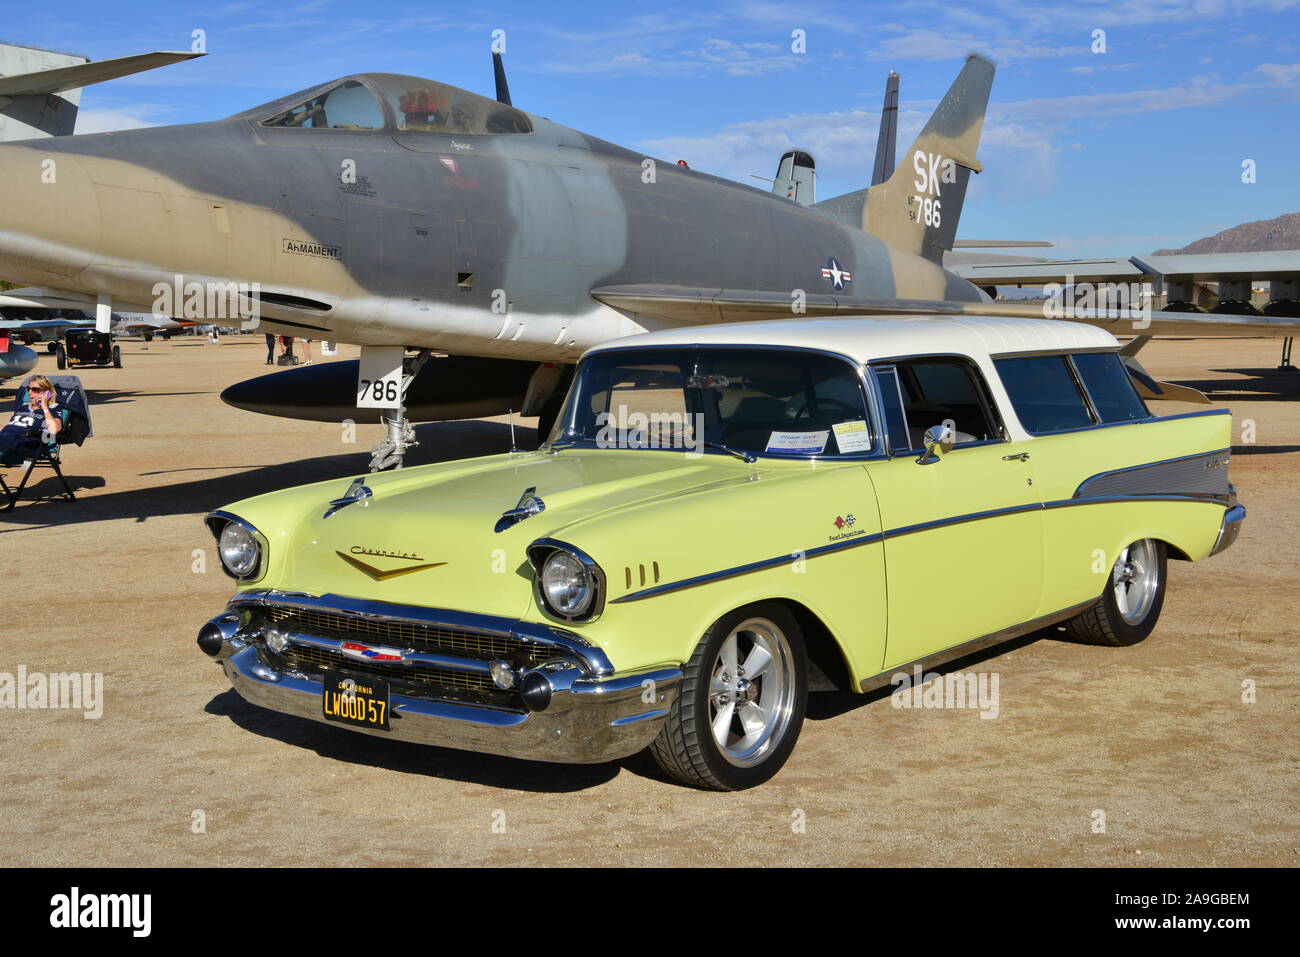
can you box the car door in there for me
[865,356,1043,671]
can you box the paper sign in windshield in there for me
[832,420,872,453]
[766,430,829,454]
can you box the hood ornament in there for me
[495,486,545,533]
[324,478,372,519]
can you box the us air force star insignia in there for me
[821,257,852,291]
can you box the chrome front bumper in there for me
[1210,503,1246,556]
[199,593,681,765]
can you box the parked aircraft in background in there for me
[0,49,1295,465]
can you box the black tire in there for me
[1064,539,1167,646]
[46,341,58,354]
[144,332,153,342]
[650,602,807,790]
[55,344,66,370]
[112,345,122,368]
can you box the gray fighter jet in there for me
[0,52,1295,458]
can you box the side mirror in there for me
[915,424,955,465]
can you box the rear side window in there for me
[994,355,1093,433]
[1073,353,1150,423]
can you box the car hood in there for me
[234,448,756,618]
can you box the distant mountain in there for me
[1153,213,1300,255]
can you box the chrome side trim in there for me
[612,493,1230,604]
[857,599,1097,693]
[1074,448,1233,500]
[227,589,615,676]
[611,531,886,603]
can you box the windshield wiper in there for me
[697,440,758,464]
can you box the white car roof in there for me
[586,315,1119,363]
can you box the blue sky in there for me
[9,0,1300,256]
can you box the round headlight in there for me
[541,550,593,618]
[219,521,261,578]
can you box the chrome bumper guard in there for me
[1209,503,1246,557]
[198,591,681,764]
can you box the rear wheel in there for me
[112,345,122,368]
[651,603,806,790]
[55,344,66,369]
[1064,538,1167,646]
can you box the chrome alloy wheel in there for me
[707,617,796,767]
[1112,539,1160,625]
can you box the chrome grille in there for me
[264,606,554,667]
[279,644,494,695]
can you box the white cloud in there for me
[867,28,1077,63]
[1256,62,1300,82]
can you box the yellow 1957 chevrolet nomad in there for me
[197,317,1244,790]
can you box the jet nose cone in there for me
[0,143,103,284]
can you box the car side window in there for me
[1072,352,1150,423]
[888,357,1003,450]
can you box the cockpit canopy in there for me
[256,73,532,135]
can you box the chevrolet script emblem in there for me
[335,551,446,581]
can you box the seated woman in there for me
[0,376,69,460]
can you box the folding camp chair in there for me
[0,375,92,511]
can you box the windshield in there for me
[261,79,384,130]
[549,347,876,458]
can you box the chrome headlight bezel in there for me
[526,539,605,623]
[205,511,268,582]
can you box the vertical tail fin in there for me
[870,71,899,186]
[864,54,995,263]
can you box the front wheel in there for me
[1064,538,1167,646]
[650,603,806,790]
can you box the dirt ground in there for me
[0,333,1294,867]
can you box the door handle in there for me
[1002,452,1030,462]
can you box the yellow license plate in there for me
[322,672,390,730]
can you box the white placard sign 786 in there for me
[356,346,405,409]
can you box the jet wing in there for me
[0,51,204,97]
[948,250,1300,286]
[590,283,1300,337]
[0,318,90,330]
[0,287,98,310]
